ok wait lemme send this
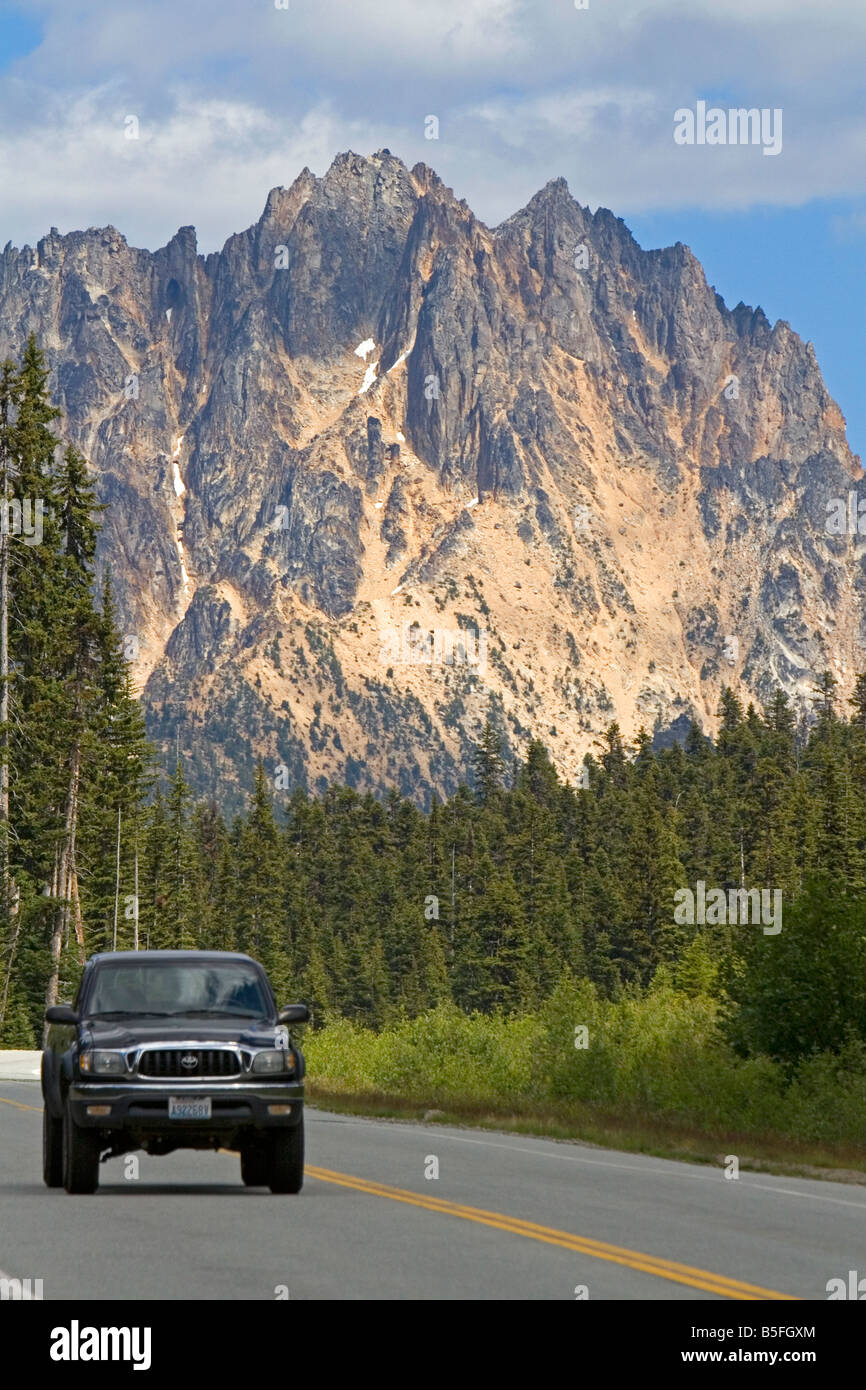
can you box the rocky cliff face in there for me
[0,150,862,810]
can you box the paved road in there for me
[0,1079,862,1300]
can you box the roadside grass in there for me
[305,1086,866,1183]
[303,984,866,1183]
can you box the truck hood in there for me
[80,1017,281,1048]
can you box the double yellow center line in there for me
[0,1096,795,1298]
[307,1165,796,1300]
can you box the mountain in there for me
[0,149,862,811]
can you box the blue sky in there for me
[0,6,37,58]
[0,0,863,458]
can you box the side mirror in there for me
[45,1005,79,1025]
[278,1004,310,1025]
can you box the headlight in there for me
[79,1050,126,1075]
[251,1049,294,1075]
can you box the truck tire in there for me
[240,1143,270,1187]
[43,1105,63,1188]
[268,1118,304,1194]
[62,1099,100,1194]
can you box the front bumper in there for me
[68,1079,304,1131]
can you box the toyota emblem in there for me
[180,1053,199,1070]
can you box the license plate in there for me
[168,1096,211,1120]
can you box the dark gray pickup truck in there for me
[41,950,309,1195]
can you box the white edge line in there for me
[308,1114,866,1209]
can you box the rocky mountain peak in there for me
[0,152,860,812]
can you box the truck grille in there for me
[137,1049,241,1078]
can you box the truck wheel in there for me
[240,1144,270,1187]
[268,1118,304,1194]
[43,1106,63,1188]
[62,1099,100,1194]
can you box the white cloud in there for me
[0,86,368,249]
[0,0,863,250]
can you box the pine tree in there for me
[619,760,686,983]
[141,789,169,951]
[78,573,151,954]
[233,761,290,999]
[162,761,198,949]
[0,358,20,1029]
[473,720,504,804]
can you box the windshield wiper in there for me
[176,1009,266,1019]
[88,1010,175,1019]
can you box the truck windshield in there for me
[86,961,271,1020]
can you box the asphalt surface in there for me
[1,1078,863,1300]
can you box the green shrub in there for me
[304,988,866,1147]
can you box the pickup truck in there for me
[41,949,309,1195]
